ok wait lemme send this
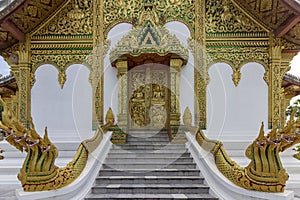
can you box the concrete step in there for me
[99,169,201,176]
[105,157,194,163]
[127,137,170,142]
[112,144,186,150]
[107,152,191,158]
[109,149,188,153]
[85,193,218,200]
[91,184,210,194]
[102,163,196,170]
[95,176,204,184]
[126,141,170,145]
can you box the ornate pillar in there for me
[10,44,31,127]
[92,0,104,128]
[194,0,207,129]
[170,58,183,135]
[279,52,297,126]
[269,46,294,128]
[116,59,129,128]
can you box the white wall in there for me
[103,23,133,122]
[165,21,194,123]
[31,64,92,141]
[206,62,268,141]
[0,56,10,76]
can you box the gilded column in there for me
[92,0,104,128]
[279,52,297,126]
[269,46,294,128]
[10,44,31,127]
[194,0,207,129]
[116,60,128,128]
[170,58,183,129]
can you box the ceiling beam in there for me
[1,19,25,42]
[280,0,300,16]
[0,40,10,49]
[275,14,300,37]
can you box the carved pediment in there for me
[33,0,93,36]
[206,0,267,35]
[109,21,188,65]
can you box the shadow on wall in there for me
[31,64,92,141]
[206,62,268,141]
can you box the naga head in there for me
[244,110,300,192]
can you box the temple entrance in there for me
[128,65,170,130]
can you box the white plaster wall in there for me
[165,22,194,123]
[206,62,268,141]
[103,23,133,122]
[0,56,10,76]
[31,64,92,141]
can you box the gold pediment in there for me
[110,21,188,65]
[32,0,93,36]
[206,0,268,35]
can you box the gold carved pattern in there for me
[207,47,269,71]
[92,0,105,125]
[103,0,195,36]
[192,0,207,128]
[35,0,93,35]
[234,0,294,29]
[109,22,188,64]
[9,0,66,33]
[184,107,300,193]
[286,24,300,45]
[31,54,90,74]
[129,69,168,129]
[0,98,113,191]
[206,0,265,34]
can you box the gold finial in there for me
[58,72,66,89]
[232,70,241,87]
[257,122,265,141]
[105,107,115,125]
[183,107,192,127]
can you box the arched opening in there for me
[206,62,268,141]
[165,21,194,124]
[104,23,133,122]
[31,64,92,141]
[288,52,300,105]
[0,56,10,76]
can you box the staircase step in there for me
[105,157,194,163]
[91,184,209,194]
[109,149,188,153]
[112,144,186,150]
[126,141,170,145]
[103,163,196,170]
[95,176,204,184]
[99,169,201,176]
[107,153,190,158]
[86,193,218,200]
[126,137,170,142]
[85,193,218,200]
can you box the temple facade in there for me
[0,0,299,199]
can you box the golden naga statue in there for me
[0,97,113,192]
[183,107,300,193]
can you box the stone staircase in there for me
[85,130,218,200]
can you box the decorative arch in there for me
[31,64,92,141]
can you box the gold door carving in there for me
[129,67,169,130]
